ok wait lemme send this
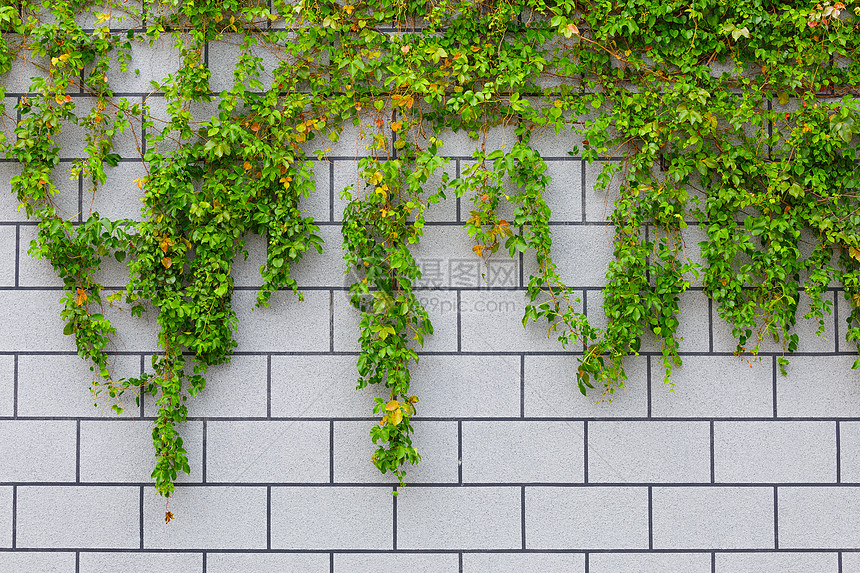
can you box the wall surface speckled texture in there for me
[2,22,860,573]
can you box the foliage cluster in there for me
[1,0,859,502]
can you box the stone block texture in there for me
[0,22,855,573]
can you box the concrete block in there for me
[652,486,774,549]
[333,420,458,484]
[543,160,583,223]
[832,290,860,353]
[80,552,202,573]
[779,486,860,548]
[16,354,141,418]
[97,300,161,353]
[208,553,330,573]
[529,122,585,159]
[526,486,648,549]
[231,232,266,288]
[839,422,860,483]
[714,421,836,483]
[588,421,710,483]
[0,355,12,417]
[712,293,836,354]
[290,225,345,287]
[463,553,585,573]
[421,163,458,224]
[459,290,566,352]
[424,126,516,158]
[776,356,860,417]
[0,486,10,548]
[1,96,17,144]
[411,226,512,289]
[2,36,52,93]
[334,288,458,353]
[297,160,331,223]
[270,355,375,418]
[587,290,710,354]
[521,226,615,288]
[410,355,521,417]
[233,289,329,352]
[179,355,267,418]
[271,486,392,549]
[0,162,28,223]
[105,36,182,93]
[651,355,773,418]
[17,485,139,548]
[54,96,143,159]
[90,161,147,221]
[230,233,268,288]
[336,553,459,573]
[79,420,202,483]
[0,552,75,572]
[0,421,76,481]
[320,118,391,158]
[207,33,285,94]
[844,552,860,573]
[332,160,456,223]
[29,163,81,221]
[206,420,329,483]
[715,552,838,573]
[590,552,711,573]
[462,421,584,483]
[17,225,62,287]
[584,159,624,222]
[397,486,520,549]
[332,160,363,221]
[143,486,267,549]
[0,225,15,287]
[524,355,648,418]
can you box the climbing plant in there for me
[1,0,859,503]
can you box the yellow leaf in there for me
[161,256,173,269]
[385,400,399,411]
[243,161,252,170]
[850,246,860,262]
[390,409,403,425]
[75,287,87,306]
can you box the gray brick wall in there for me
[1,21,859,573]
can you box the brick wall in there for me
[1,23,859,573]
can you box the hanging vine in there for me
[1,0,859,502]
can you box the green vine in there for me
[2,0,859,502]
